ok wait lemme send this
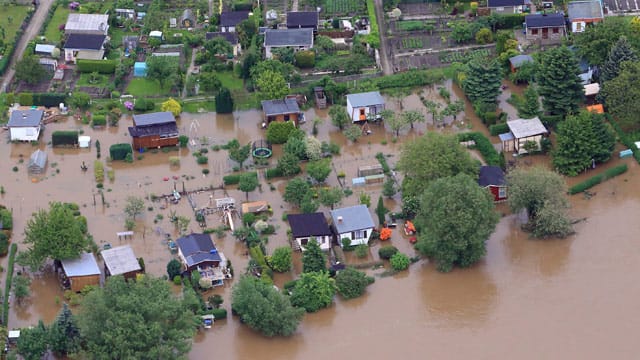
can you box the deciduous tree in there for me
[381,109,407,137]
[238,172,259,201]
[574,16,637,66]
[256,70,289,101]
[335,267,373,299]
[401,109,425,129]
[69,91,91,110]
[15,55,47,84]
[231,276,304,337]
[344,124,362,142]
[23,202,88,269]
[124,196,145,221]
[398,132,478,198]
[507,167,572,238]
[78,276,197,359]
[283,177,311,207]
[17,321,48,360]
[318,187,343,210]
[13,274,31,305]
[146,56,179,90]
[270,247,292,272]
[329,105,350,130]
[306,158,332,183]
[414,174,498,272]
[536,46,584,116]
[276,152,301,177]
[226,139,251,168]
[290,271,336,312]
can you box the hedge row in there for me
[52,131,79,146]
[568,164,628,195]
[489,122,509,136]
[367,69,445,90]
[457,132,501,166]
[17,93,68,107]
[2,244,18,324]
[223,172,257,185]
[77,59,117,74]
[110,143,133,160]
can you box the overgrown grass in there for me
[1,6,31,40]
[183,100,216,113]
[43,6,70,43]
[126,78,172,97]
[3,244,18,324]
[217,71,244,90]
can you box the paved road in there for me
[373,0,393,75]
[1,0,55,93]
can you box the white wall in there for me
[572,21,586,33]
[10,127,40,141]
[346,98,355,122]
[297,235,332,251]
[338,229,373,246]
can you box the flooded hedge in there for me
[568,164,628,195]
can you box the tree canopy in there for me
[414,174,499,272]
[238,172,259,201]
[216,87,234,113]
[23,202,88,269]
[462,57,503,105]
[507,167,572,238]
[231,276,304,336]
[290,271,336,312]
[398,132,478,198]
[78,276,197,359]
[256,70,289,101]
[302,239,326,273]
[536,46,584,116]
[146,56,179,90]
[335,267,374,299]
[15,55,48,84]
[574,17,639,66]
[599,60,640,131]
[553,111,615,176]
[329,105,350,130]
[161,98,182,117]
[600,36,638,83]
[283,177,311,207]
[49,304,81,356]
[518,85,541,119]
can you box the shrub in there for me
[94,161,104,183]
[18,92,33,106]
[77,59,117,74]
[295,50,315,68]
[196,155,208,164]
[270,247,292,272]
[265,167,283,179]
[51,130,79,147]
[109,143,133,161]
[489,122,510,136]
[210,308,227,319]
[0,208,12,230]
[390,252,410,271]
[335,267,374,299]
[169,156,180,166]
[243,213,256,226]
[178,135,189,148]
[341,238,352,248]
[173,275,182,285]
[0,233,8,256]
[568,164,628,194]
[378,246,398,260]
[223,174,240,185]
[266,121,296,144]
[92,114,106,127]
[354,244,369,258]
[134,98,156,111]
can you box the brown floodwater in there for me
[3,87,640,359]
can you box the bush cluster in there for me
[457,132,501,166]
[52,131,79,147]
[109,143,133,161]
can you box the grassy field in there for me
[126,78,172,97]
[44,6,70,43]
[1,5,31,40]
[217,71,243,91]
[110,29,137,49]
[77,73,110,87]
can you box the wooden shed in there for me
[127,112,179,150]
[60,252,101,292]
[241,201,271,215]
[101,245,142,280]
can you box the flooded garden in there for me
[2,80,639,359]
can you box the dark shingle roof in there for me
[261,99,300,115]
[132,111,175,127]
[487,0,525,7]
[176,233,221,267]
[8,109,43,127]
[220,11,250,27]
[64,34,106,50]
[205,32,239,45]
[568,0,603,20]
[128,122,178,138]
[478,166,506,187]
[288,213,332,238]
[286,11,319,28]
[525,13,566,27]
[264,28,313,47]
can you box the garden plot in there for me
[323,0,366,16]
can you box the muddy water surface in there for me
[3,90,640,359]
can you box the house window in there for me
[576,22,583,32]
[531,29,538,35]
[300,238,309,245]
[359,109,365,116]
[353,230,367,239]
[284,114,290,121]
[496,6,504,11]
[499,187,507,199]
[26,128,35,136]
[552,27,559,34]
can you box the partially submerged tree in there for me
[270,247,293,272]
[302,239,326,273]
[306,158,332,183]
[344,124,362,143]
[335,267,374,299]
[398,132,478,198]
[23,202,88,269]
[13,274,31,305]
[318,187,343,210]
[226,139,251,168]
[231,276,304,337]
[215,87,234,113]
[78,276,197,359]
[124,196,145,221]
[507,167,572,238]
[238,172,259,201]
[283,177,311,207]
[401,109,425,129]
[381,109,408,137]
[536,46,584,116]
[414,174,499,272]
[290,271,336,312]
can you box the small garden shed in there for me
[101,245,142,280]
[134,62,147,77]
[60,252,101,292]
[181,9,195,28]
[28,150,47,174]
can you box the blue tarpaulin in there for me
[134,62,147,77]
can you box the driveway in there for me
[1,0,55,93]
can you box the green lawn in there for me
[1,5,31,41]
[126,78,172,97]
[183,99,216,113]
[110,28,137,49]
[217,71,243,91]
[44,6,70,43]
[77,73,109,87]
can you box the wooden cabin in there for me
[261,99,302,126]
[128,112,179,150]
[101,245,142,280]
[60,252,101,292]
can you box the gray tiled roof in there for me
[261,99,300,115]
[330,205,375,234]
[264,28,313,47]
[132,111,175,127]
[568,0,603,20]
[346,91,385,108]
[8,109,43,127]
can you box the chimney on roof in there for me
[22,112,27,119]
[337,216,343,223]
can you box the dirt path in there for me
[182,50,197,99]
[292,0,299,11]
[373,0,393,75]
[1,0,55,93]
